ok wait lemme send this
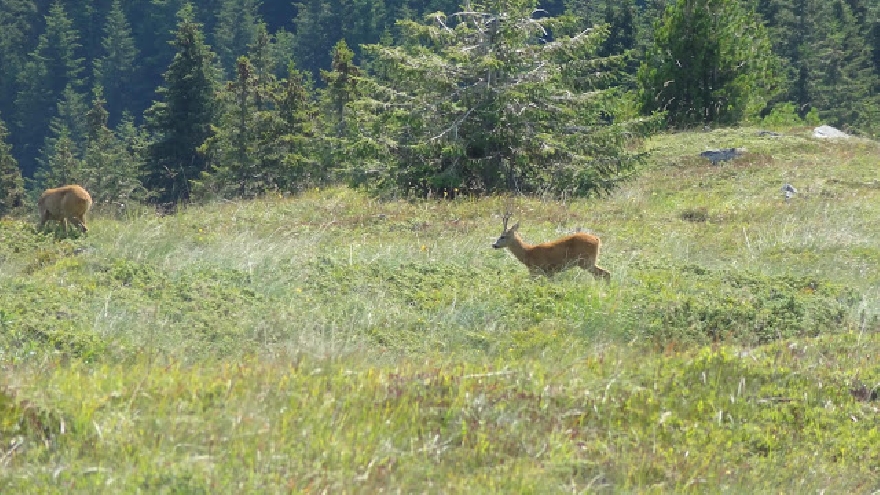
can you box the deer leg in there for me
[71,217,88,232]
[577,257,610,282]
[590,265,611,282]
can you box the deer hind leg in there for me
[590,265,611,282]
[579,258,611,282]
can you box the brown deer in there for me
[38,184,93,233]
[492,213,610,281]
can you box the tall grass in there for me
[2,127,879,491]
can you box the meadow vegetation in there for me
[2,127,879,492]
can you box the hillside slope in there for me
[1,127,878,492]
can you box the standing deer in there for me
[492,213,610,281]
[38,184,93,233]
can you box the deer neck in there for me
[507,232,532,264]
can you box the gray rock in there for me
[699,147,745,165]
[813,125,850,138]
[757,130,781,137]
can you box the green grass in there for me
[2,126,880,492]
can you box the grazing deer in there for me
[38,184,93,233]
[492,213,610,281]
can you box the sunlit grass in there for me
[2,126,880,491]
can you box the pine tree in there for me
[198,56,261,198]
[292,0,337,76]
[14,1,86,176]
[320,40,361,138]
[759,0,877,130]
[0,114,25,217]
[249,22,276,110]
[197,57,319,198]
[317,40,362,184]
[34,126,84,189]
[807,0,876,128]
[355,0,650,196]
[213,0,261,78]
[0,0,38,123]
[126,0,186,122]
[81,89,147,205]
[275,63,320,189]
[638,0,783,127]
[94,0,139,126]
[32,84,89,191]
[49,84,89,152]
[143,4,220,203]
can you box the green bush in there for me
[635,266,860,345]
[762,102,804,127]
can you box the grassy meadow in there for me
[2,126,880,492]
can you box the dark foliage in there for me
[0,0,877,200]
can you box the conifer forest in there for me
[0,0,878,209]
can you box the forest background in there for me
[2,2,880,489]
[0,0,877,211]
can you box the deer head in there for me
[492,212,520,249]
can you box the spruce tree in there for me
[198,56,262,198]
[94,0,139,126]
[34,126,83,189]
[249,22,275,110]
[81,89,147,205]
[14,1,85,176]
[197,57,319,198]
[213,0,261,78]
[0,114,25,217]
[355,0,649,196]
[63,0,112,64]
[0,0,38,123]
[595,1,637,57]
[275,63,320,189]
[759,0,877,130]
[320,40,361,138]
[318,40,362,184]
[292,0,337,76]
[143,4,220,203]
[270,28,298,79]
[638,0,782,127]
[126,0,186,123]
[33,84,89,190]
[48,84,89,154]
[807,0,876,128]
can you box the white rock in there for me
[813,125,850,138]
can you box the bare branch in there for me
[429,107,475,142]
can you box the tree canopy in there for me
[354,0,653,196]
[0,0,878,204]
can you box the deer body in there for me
[493,218,610,281]
[38,185,93,233]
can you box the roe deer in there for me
[492,213,610,281]
[38,184,93,233]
